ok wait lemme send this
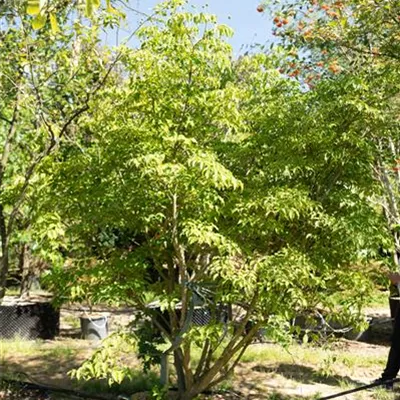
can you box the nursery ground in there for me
[0,303,398,400]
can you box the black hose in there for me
[0,377,116,400]
[319,377,400,400]
[3,369,399,399]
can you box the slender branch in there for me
[189,321,261,399]
[7,152,48,234]
[336,41,400,61]
[116,0,152,18]
[125,297,173,342]
[170,192,188,326]
[209,324,260,388]
[197,292,259,385]
[194,338,210,380]
[388,137,400,192]
[20,18,58,145]
[203,342,215,377]
[376,158,399,224]
[0,86,21,183]
[0,78,21,299]
[0,114,12,125]
[372,0,400,29]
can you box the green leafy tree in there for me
[263,0,400,73]
[0,2,112,299]
[263,0,400,268]
[46,2,385,398]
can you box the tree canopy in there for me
[0,0,397,398]
[263,0,400,265]
[41,1,388,397]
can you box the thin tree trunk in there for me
[174,349,187,396]
[183,341,193,389]
[19,244,31,298]
[177,295,259,399]
[0,204,9,299]
[374,155,400,270]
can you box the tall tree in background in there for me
[263,0,400,266]
[0,2,110,299]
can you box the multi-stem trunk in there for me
[171,295,260,399]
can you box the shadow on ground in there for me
[1,347,159,399]
[367,316,393,346]
[59,327,82,339]
[251,363,365,388]
[0,351,83,387]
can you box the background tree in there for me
[0,2,110,299]
[25,0,126,31]
[262,0,400,267]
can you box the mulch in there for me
[0,387,50,400]
[0,382,86,400]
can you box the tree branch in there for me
[0,114,12,125]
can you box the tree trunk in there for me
[19,244,31,299]
[0,204,9,300]
[174,350,187,396]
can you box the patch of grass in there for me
[336,377,355,391]
[335,352,386,370]
[241,344,295,364]
[43,346,78,359]
[240,341,386,386]
[0,338,43,359]
[4,288,52,297]
[62,315,81,329]
[215,376,234,392]
[265,392,317,399]
[5,287,20,296]
[366,289,391,309]
[0,332,390,399]
[0,338,84,363]
[367,387,397,400]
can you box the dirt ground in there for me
[0,304,398,400]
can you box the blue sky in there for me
[106,0,275,56]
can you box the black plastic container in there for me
[0,298,59,340]
[389,296,400,318]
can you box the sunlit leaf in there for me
[49,13,60,34]
[32,13,47,30]
[27,0,40,15]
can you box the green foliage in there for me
[264,0,400,270]
[71,332,137,385]
[41,1,389,398]
[0,0,392,398]
[26,0,125,23]
[0,1,112,297]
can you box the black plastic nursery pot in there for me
[0,296,60,340]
